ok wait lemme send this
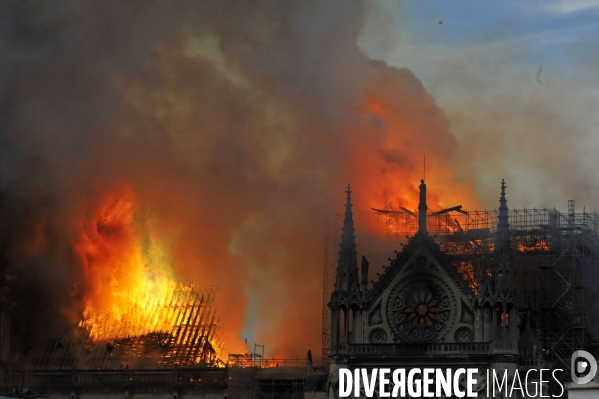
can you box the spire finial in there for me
[418,179,428,234]
[335,184,359,292]
[342,183,354,233]
[498,179,509,237]
[344,184,353,223]
[494,179,513,286]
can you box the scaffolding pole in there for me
[322,205,599,372]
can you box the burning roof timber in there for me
[22,285,224,370]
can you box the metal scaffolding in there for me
[227,353,308,399]
[321,213,340,366]
[322,204,599,371]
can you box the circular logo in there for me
[387,275,456,343]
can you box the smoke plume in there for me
[0,0,481,358]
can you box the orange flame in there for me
[517,241,550,252]
[75,186,223,362]
[347,91,482,218]
[76,186,176,339]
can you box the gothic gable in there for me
[363,234,476,345]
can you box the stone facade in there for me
[328,181,551,398]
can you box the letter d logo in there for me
[572,350,597,384]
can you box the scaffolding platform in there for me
[228,354,309,399]
[322,203,599,370]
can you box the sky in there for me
[1,0,599,362]
[361,0,599,209]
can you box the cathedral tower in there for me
[479,179,519,353]
[329,185,363,348]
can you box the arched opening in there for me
[339,306,347,343]
[348,308,354,335]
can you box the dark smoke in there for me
[0,0,478,358]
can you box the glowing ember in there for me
[456,261,478,294]
[75,186,223,364]
[518,241,550,252]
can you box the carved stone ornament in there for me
[368,328,388,344]
[387,274,456,343]
[454,326,473,343]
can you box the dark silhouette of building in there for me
[327,181,553,397]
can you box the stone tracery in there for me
[388,274,455,343]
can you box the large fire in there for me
[347,93,482,216]
[75,186,223,364]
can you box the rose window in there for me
[387,275,455,343]
[405,291,441,326]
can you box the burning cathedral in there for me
[327,180,550,397]
[1,179,599,398]
[324,179,599,398]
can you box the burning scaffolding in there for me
[227,350,311,399]
[322,201,599,371]
[25,285,224,370]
